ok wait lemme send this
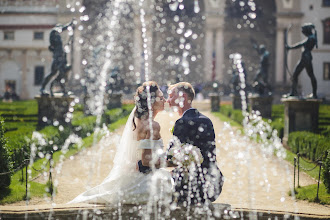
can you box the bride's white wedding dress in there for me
[68,108,173,205]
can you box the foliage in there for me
[323,150,330,194]
[319,104,330,137]
[0,101,134,204]
[0,111,132,204]
[270,104,284,139]
[219,104,244,124]
[291,183,330,205]
[0,168,47,205]
[287,131,330,162]
[0,117,12,190]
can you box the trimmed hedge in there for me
[3,103,134,170]
[287,131,330,162]
[323,150,330,193]
[0,117,12,190]
[220,104,244,124]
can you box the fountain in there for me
[1,1,329,219]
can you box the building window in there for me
[34,66,44,85]
[324,63,330,80]
[33,31,44,40]
[4,31,14,40]
[323,0,330,7]
[323,18,330,44]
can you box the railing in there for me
[0,0,59,7]
[293,151,325,202]
[0,150,55,201]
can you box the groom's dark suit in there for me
[168,108,224,204]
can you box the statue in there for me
[40,20,75,96]
[251,41,271,95]
[285,23,318,98]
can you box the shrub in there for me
[270,118,284,139]
[0,117,12,190]
[220,104,232,118]
[220,104,244,124]
[287,131,330,162]
[323,150,330,193]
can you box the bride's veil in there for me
[102,107,138,183]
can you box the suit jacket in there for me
[168,108,223,203]
[171,108,217,169]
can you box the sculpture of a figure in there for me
[251,43,271,95]
[286,23,318,98]
[40,20,75,96]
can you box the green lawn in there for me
[289,184,330,205]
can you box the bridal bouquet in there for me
[168,142,204,168]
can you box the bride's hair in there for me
[133,81,159,130]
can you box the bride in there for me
[69,81,173,204]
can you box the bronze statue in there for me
[40,20,75,96]
[251,42,271,95]
[286,23,318,98]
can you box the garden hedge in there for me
[0,117,12,190]
[323,150,330,193]
[3,104,134,171]
[287,131,330,162]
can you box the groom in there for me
[166,82,224,205]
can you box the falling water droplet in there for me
[169,2,179,11]
[194,0,200,13]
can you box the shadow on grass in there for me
[0,187,11,201]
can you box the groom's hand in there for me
[166,155,177,167]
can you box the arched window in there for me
[323,18,330,44]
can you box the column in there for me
[21,49,29,100]
[215,27,224,82]
[275,27,284,83]
[204,29,213,81]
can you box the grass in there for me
[0,170,48,204]
[212,112,242,128]
[289,184,330,205]
[0,102,132,205]
[284,149,321,180]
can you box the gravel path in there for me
[2,105,330,216]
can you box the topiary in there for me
[0,117,12,190]
[322,150,330,194]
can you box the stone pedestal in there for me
[248,94,273,119]
[35,95,75,126]
[105,93,122,109]
[281,97,322,145]
[209,93,220,112]
[230,94,242,110]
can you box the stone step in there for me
[1,203,328,219]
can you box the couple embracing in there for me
[69,81,224,206]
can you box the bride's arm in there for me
[141,122,162,168]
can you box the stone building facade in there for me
[0,0,81,100]
[0,0,329,100]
